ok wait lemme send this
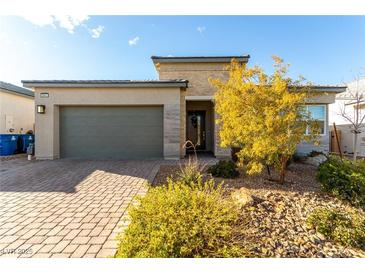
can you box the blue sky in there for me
[1,16,364,86]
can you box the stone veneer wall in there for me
[157,62,231,157]
[180,89,186,158]
[157,62,229,97]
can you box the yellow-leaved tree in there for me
[210,56,320,183]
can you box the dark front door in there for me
[187,111,206,150]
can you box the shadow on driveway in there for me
[0,159,159,193]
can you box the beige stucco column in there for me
[35,104,59,159]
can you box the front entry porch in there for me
[185,100,215,154]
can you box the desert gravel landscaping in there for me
[2,157,364,258]
[154,162,365,258]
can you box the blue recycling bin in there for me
[21,134,34,152]
[0,134,18,156]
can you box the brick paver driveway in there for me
[0,158,160,258]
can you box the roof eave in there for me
[151,55,250,64]
[0,87,34,98]
[22,81,189,89]
[312,86,347,93]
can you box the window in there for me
[303,105,326,135]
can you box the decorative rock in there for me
[154,162,365,258]
[231,188,254,208]
[316,232,326,241]
[304,154,327,167]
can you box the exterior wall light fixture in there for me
[37,105,46,114]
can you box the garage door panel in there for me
[60,106,163,159]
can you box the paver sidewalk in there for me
[0,159,159,258]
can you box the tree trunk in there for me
[279,156,288,184]
[266,165,271,178]
[353,133,359,162]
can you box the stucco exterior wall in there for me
[157,62,337,158]
[329,79,365,125]
[330,124,365,157]
[306,93,337,104]
[0,89,34,134]
[33,87,183,160]
[32,61,339,160]
[328,79,365,156]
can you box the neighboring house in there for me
[0,81,34,134]
[329,78,365,156]
[22,55,345,160]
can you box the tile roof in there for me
[22,79,189,88]
[310,85,347,93]
[151,55,250,63]
[0,81,34,97]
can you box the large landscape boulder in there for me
[231,187,254,208]
[305,154,327,167]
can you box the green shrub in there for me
[292,153,303,163]
[208,160,239,179]
[356,159,365,170]
[115,178,245,258]
[317,156,365,207]
[307,208,365,249]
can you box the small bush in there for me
[115,179,245,258]
[317,156,365,207]
[307,208,365,249]
[208,160,239,179]
[292,153,303,163]
[356,159,365,170]
[177,155,204,185]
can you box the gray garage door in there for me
[60,106,163,159]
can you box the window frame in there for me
[303,104,327,136]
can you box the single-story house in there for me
[0,81,34,134]
[329,78,365,156]
[22,55,346,160]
